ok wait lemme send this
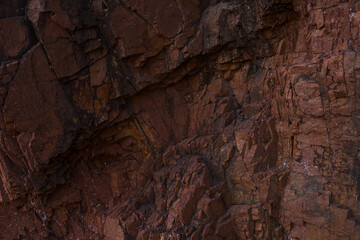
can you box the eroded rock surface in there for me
[0,0,359,239]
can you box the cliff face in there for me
[0,0,359,239]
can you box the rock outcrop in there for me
[0,0,360,239]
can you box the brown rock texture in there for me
[0,0,360,239]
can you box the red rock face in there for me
[0,0,360,239]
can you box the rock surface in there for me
[0,0,360,239]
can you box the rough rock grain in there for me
[0,0,360,239]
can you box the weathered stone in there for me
[0,0,359,239]
[0,17,33,61]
